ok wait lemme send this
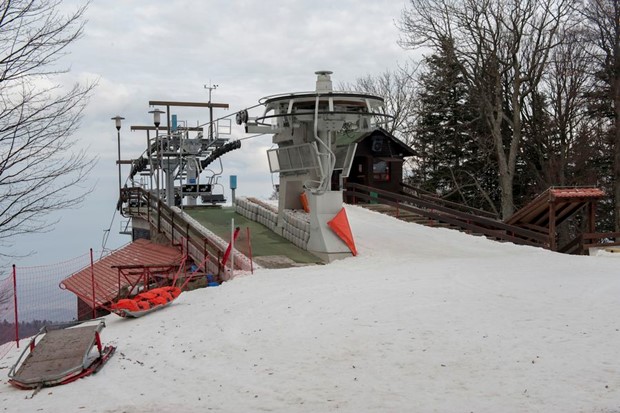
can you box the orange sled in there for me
[111,286,181,318]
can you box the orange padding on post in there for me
[327,208,357,256]
[300,192,310,213]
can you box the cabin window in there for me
[372,160,390,182]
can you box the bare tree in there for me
[399,0,571,218]
[0,0,95,258]
[520,27,594,191]
[340,63,420,144]
[578,0,620,231]
[0,270,11,304]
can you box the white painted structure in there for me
[243,71,388,261]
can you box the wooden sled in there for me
[111,286,181,318]
[8,321,115,390]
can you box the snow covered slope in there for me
[2,205,619,412]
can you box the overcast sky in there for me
[9,0,419,268]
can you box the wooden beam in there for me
[549,201,557,251]
[588,201,596,233]
[148,100,229,109]
[130,125,204,132]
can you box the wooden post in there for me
[186,223,190,254]
[157,199,161,232]
[147,190,151,223]
[588,201,596,233]
[549,201,557,251]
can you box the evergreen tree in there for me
[410,41,498,212]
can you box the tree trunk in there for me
[614,73,620,231]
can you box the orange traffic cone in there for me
[327,208,357,256]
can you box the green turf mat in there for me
[185,207,320,265]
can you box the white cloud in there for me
[10,0,416,265]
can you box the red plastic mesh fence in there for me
[0,252,97,357]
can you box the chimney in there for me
[315,70,333,93]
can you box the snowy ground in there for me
[1,205,620,412]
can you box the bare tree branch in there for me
[399,0,571,218]
[339,62,421,143]
[0,0,96,257]
[577,0,620,230]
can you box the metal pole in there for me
[209,94,214,140]
[205,83,218,141]
[230,218,234,278]
[111,116,125,201]
[147,129,153,192]
[156,126,161,200]
[247,227,253,274]
[90,248,96,319]
[12,264,18,348]
[117,129,122,201]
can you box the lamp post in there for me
[111,115,125,203]
[149,108,165,200]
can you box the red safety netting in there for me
[0,252,96,358]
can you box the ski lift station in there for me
[105,71,390,284]
[9,71,620,394]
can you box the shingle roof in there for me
[549,187,605,199]
[60,239,183,309]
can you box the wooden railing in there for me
[345,183,549,248]
[559,232,620,255]
[121,187,250,279]
[399,182,499,219]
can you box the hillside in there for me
[1,204,619,412]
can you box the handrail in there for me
[120,187,249,278]
[558,233,583,255]
[399,182,498,219]
[345,183,549,248]
[560,232,620,255]
[582,232,620,250]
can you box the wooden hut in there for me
[342,128,415,196]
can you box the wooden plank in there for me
[148,100,229,109]
[12,325,98,385]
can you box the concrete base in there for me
[306,190,352,262]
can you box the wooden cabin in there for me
[342,128,415,196]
